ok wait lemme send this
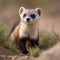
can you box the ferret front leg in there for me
[18,37,28,54]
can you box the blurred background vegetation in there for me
[0,0,60,35]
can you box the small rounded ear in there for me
[19,7,25,15]
[35,8,42,16]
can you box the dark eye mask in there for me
[30,14,36,19]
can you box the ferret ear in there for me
[19,7,25,15]
[35,8,42,16]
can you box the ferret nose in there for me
[26,18,30,21]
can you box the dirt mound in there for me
[36,42,60,60]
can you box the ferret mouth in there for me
[23,20,36,24]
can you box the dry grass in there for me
[39,32,60,50]
[29,46,40,57]
[0,25,60,57]
[0,25,16,51]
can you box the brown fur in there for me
[9,20,20,36]
[9,20,21,45]
[9,20,32,49]
[26,41,31,49]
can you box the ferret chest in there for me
[19,22,38,39]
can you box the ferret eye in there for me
[23,14,26,18]
[30,14,36,19]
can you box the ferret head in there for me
[19,7,42,24]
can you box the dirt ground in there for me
[0,42,60,60]
[0,47,34,60]
[35,42,60,60]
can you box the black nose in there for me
[26,18,30,21]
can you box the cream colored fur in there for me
[19,21,39,39]
[10,7,41,41]
[10,20,39,40]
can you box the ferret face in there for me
[19,7,42,24]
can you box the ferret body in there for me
[10,7,42,54]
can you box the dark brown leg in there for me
[18,37,28,54]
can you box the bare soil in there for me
[0,47,34,60]
[35,42,60,60]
